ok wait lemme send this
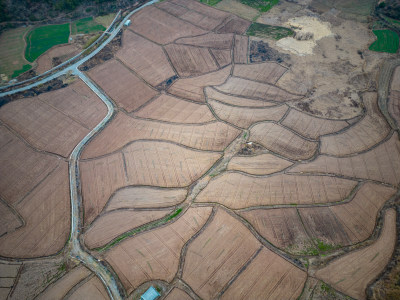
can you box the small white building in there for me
[124,20,131,27]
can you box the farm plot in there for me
[227,153,293,175]
[246,23,294,40]
[206,87,277,107]
[116,30,175,87]
[210,49,231,67]
[88,59,158,112]
[195,173,357,208]
[0,201,23,236]
[389,90,400,127]
[171,0,230,20]
[290,133,400,186]
[250,122,318,160]
[165,44,219,77]
[81,141,220,224]
[156,1,225,31]
[281,109,349,139]
[233,62,287,84]
[105,187,187,211]
[36,44,79,74]
[84,209,172,249]
[67,276,109,300]
[0,125,60,205]
[182,208,261,299]
[391,66,400,91]
[215,0,259,21]
[233,35,248,63]
[0,263,21,299]
[216,15,251,34]
[0,163,70,258]
[129,6,205,45]
[299,182,396,247]
[320,93,390,156]
[168,65,231,102]
[315,209,397,300]
[37,266,91,300]
[105,207,212,293]
[216,77,302,102]
[81,113,240,159]
[134,94,215,124]
[369,29,399,54]
[209,99,287,128]
[70,17,105,35]
[176,32,233,49]
[164,288,192,300]
[221,247,306,299]
[239,208,314,254]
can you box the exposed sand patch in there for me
[276,16,333,55]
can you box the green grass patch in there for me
[240,0,279,12]
[199,0,223,6]
[246,22,294,40]
[11,64,32,78]
[95,13,116,28]
[315,239,339,252]
[369,29,399,53]
[25,23,70,62]
[71,17,105,35]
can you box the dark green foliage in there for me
[369,29,399,53]
[12,64,32,78]
[246,22,294,40]
[199,0,223,5]
[240,0,279,12]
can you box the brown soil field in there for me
[68,276,109,300]
[206,87,277,107]
[116,30,175,86]
[156,1,225,31]
[81,113,240,159]
[227,153,293,175]
[36,44,80,74]
[105,187,187,211]
[250,122,318,160]
[164,288,192,300]
[216,15,252,34]
[320,93,390,156]
[0,125,60,205]
[87,59,158,113]
[291,133,400,186]
[233,35,248,64]
[196,173,357,209]
[221,247,307,299]
[134,94,215,123]
[388,90,400,127]
[0,201,22,236]
[105,207,212,293]
[182,208,261,299]
[0,263,20,299]
[390,66,400,91]
[165,44,219,77]
[281,109,349,139]
[38,80,107,130]
[168,65,231,102]
[240,208,314,254]
[37,266,91,300]
[299,182,396,247]
[209,99,288,128]
[233,63,288,84]
[84,209,171,248]
[171,0,230,20]
[215,0,259,21]
[315,209,397,300]
[0,163,70,258]
[129,6,205,45]
[216,77,302,102]
[81,141,220,224]
[210,49,231,68]
[176,32,233,49]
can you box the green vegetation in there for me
[311,0,375,22]
[83,33,101,49]
[199,0,223,5]
[25,23,70,62]
[315,239,339,252]
[240,0,279,12]
[95,13,116,28]
[71,17,105,35]
[369,29,399,53]
[12,64,32,78]
[246,22,294,40]
[0,26,32,79]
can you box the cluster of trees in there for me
[377,0,400,20]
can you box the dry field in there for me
[68,276,109,300]
[0,201,23,237]
[36,44,80,74]
[227,153,293,175]
[88,59,158,112]
[233,35,248,64]
[206,87,277,107]
[196,173,357,208]
[176,32,233,49]
[81,113,240,159]
[233,62,287,84]
[134,94,215,123]
[389,66,400,127]
[0,263,21,299]
[216,16,251,34]
[210,49,231,67]
[250,122,318,160]
[164,288,192,300]
[315,209,397,300]
[105,207,212,293]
